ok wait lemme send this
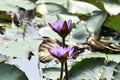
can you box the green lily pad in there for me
[103,0,120,15]
[0,0,35,12]
[36,3,67,16]
[68,0,101,14]
[42,67,63,80]
[0,40,42,58]
[69,58,105,80]
[70,13,107,43]
[0,63,28,80]
[104,15,120,32]
[113,62,120,80]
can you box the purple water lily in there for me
[48,20,72,38]
[12,10,24,26]
[48,46,75,62]
[12,11,24,21]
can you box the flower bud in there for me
[48,20,72,38]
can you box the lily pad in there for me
[103,0,120,15]
[0,40,42,58]
[42,67,62,80]
[113,62,120,80]
[68,0,101,14]
[0,0,35,12]
[104,15,120,32]
[0,63,28,80]
[36,3,67,16]
[70,13,107,43]
[69,58,105,80]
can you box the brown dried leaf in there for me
[87,38,120,52]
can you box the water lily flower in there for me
[12,10,24,26]
[48,20,72,38]
[48,46,75,62]
[13,11,24,21]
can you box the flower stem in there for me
[65,61,68,80]
[60,62,64,79]
[62,37,69,80]
[62,37,65,47]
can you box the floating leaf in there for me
[104,15,120,32]
[23,21,41,40]
[57,13,80,23]
[77,52,120,63]
[0,40,42,58]
[70,13,107,43]
[42,67,62,80]
[36,3,67,16]
[0,54,8,63]
[103,0,120,15]
[70,22,88,43]
[100,61,117,80]
[69,58,105,80]
[1,21,41,40]
[0,63,28,80]
[85,0,105,11]
[36,0,67,8]
[113,62,120,80]
[68,0,101,14]
[7,55,41,80]
[0,0,35,12]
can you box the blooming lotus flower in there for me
[48,20,72,38]
[48,46,75,62]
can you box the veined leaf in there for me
[69,58,105,80]
[42,67,62,80]
[36,0,67,8]
[0,63,28,80]
[0,40,42,58]
[57,13,80,23]
[104,15,120,32]
[68,0,101,14]
[85,0,105,11]
[77,52,120,63]
[100,61,118,80]
[113,62,120,80]
[103,0,120,15]
[70,12,107,43]
[36,3,67,16]
[0,0,35,12]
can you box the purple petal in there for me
[48,21,64,33]
[67,47,74,58]
[18,11,24,20]
[48,47,59,58]
[48,46,65,58]
[48,23,59,33]
[66,20,72,31]
[48,46,75,60]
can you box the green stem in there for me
[65,61,68,80]
[60,62,64,79]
